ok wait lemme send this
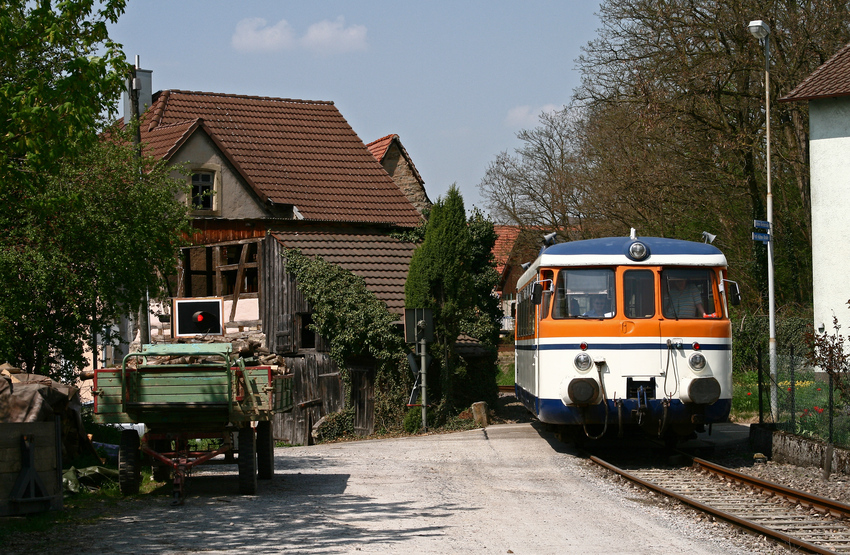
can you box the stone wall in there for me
[751,425,850,475]
[382,142,431,214]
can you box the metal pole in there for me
[420,337,427,432]
[789,346,795,434]
[757,345,764,425]
[829,373,834,443]
[763,36,778,423]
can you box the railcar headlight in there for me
[627,241,649,261]
[689,352,707,371]
[574,352,593,372]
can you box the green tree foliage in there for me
[0,130,189,379]
[281,249,412,433]
[405,186,500,415]
[0,1,191,379]
[0,0,127,186]
[282,249,407,366]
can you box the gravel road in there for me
[37,422,794,555]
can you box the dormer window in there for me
[188,166,221,215]
[191,171,215,210]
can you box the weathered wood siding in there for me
[263,235,344,445]
[1,421,63,516]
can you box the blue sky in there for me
[108,1,602,213]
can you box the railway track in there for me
[591,455,850,554]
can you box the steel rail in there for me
[590,455,848,555]
[692,456,850,519]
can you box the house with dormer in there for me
[118,67,425,442]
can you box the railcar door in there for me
[620,268,663,390]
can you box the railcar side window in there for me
[540,270,554,318]
[552,269,616,319]
[624,270,655,318]
[661,268,717,319]
[516,285,536,336]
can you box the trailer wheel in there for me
[119,429,141,495]
[238,426,257,495]
[256,421,274,480]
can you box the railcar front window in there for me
[661,268,717,319]
[624,270,655,319]
[552,269,615,319]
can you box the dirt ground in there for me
[3,396,785,555]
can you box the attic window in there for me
[191,171,216,211]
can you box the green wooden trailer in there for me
[92,343,292,503]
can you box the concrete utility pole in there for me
[129,55,150,345]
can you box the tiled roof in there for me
[366,133,396,160]
[270,227,416,314]
[366,133,425,186]
[781,42,850,102]
[493,225,522,278]
[136,90,422,227]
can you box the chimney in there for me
[122,55,152,123]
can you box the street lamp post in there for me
[748,20,778,421]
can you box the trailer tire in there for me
[256,421,274,480]
[238,426,257,495]
[119,429,141,495]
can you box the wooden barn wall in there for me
[263,235,345,444]
[187,220,266,246]
[351,369,375,436]
[273,353,342,445]
[261,236,309,354]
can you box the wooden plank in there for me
[205,246,214,296]
[214,245,222,297]
[134,391,230,403]
[136,374,230,386]
[0,422,61,517]
[230,243,249,322]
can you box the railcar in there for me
[515,231,740,442]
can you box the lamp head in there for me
[748,20,770,40]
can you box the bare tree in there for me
[481,0,850,308]
[479,108,591,240]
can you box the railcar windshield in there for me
[552,268,615,319]
[661,268,718,319]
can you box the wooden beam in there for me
[230,243,249,322]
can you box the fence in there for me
[748,345,849,448]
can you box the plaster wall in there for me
[809,98,850,336]
[169,132,269,219]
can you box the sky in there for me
[108,1,603,213]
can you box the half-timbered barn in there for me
[121,69,425,444]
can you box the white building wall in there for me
[809,98,850,335]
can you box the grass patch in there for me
[497,361,514,387]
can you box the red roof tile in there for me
[366,133,396,160]
[781,42,850,102]
[366,133,425,187]
[492,225,522,278]
[270,227,415,314]
[136,91,423,227]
